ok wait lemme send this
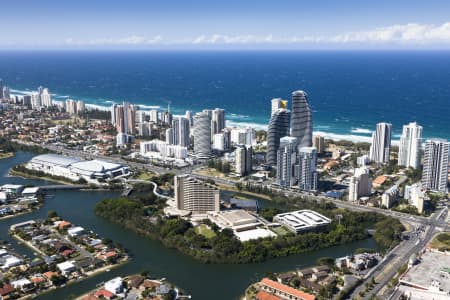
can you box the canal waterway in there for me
[0,152,377,300]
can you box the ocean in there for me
[1,50,449,142]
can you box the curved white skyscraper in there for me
[291,90,313,149]
[267,108,290,165]
[398,122,422,169]
[193,111,212,158]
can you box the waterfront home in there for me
[57,260,77,276]
[0,284,16,299]
[10,278,34,293]
[259,278,316,300]
[104,277,123,295]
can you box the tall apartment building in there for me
[313,135,325,154]
[235,144,253,177]
[298,147,318,192]
[348,167,371,202]
[267,108,291,165]
[193,111,212,159]
[422,139,449,193]
[111,102,137,135]
[276,136,298,187]
[211,108,226,135]
[171,117,190,147]
[369,122,392,164]
[398,122,423,169]
[291,90,313,149]
[271,98,287,114]
[175,175,220,213]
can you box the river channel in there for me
[0,152,376,300]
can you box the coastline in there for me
[0,152,15,160]
[7,89,415,145]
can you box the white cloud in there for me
[191,34,274,44]
[63,22,450,47]
[187,23,450,45]
[329,23,450,44]
[65,35,162,46]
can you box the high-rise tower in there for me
[398,122,422,169]
[369,122,392,164]
[267,108,291,165]
[291,90,313,149]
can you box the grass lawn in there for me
[271,226,290,236]
[430,232,450,251]
[195,224,217,239]
[135,172,155,181]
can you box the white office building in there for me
[274,210,331,234]
[398,122,423,169]
[369,122,392,164]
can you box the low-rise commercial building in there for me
[273,210,331,234]
[26,154,130,183]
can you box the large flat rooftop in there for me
[274,210,331,233]
[400,251,450,295]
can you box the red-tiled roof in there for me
[256,290,282,300]
[58,221,72,229]
[43,271,58,279]
[94,289,114,299]
[260,278,316,300]
[31,276,46,283]
[0,284,15,296]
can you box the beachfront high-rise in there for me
[267,106,291,165]
[369,122,392,164]
[298,147,318,192]
[40,88,52,107]
[276,136,298,187]
[398,122,423,169]
[291,90,313,149]
[193,111,212,158]
[174,175,220,213]
[211,108,226,135]
[271,98,287,114]
[111,102,137,135]
[422,139,449,193]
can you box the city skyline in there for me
[2,1,450,50]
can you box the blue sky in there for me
[3,0,450,49]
